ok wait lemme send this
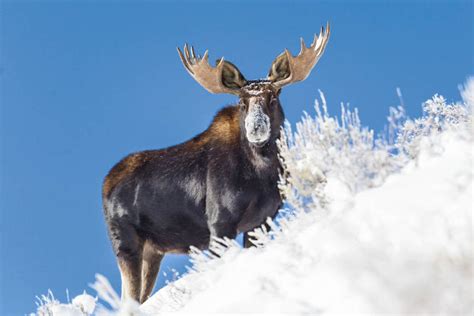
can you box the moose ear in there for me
[178,44,247,95]
[220,60,247,90]
[267,52,291,83]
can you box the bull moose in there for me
[102,24,330,303]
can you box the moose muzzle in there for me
[245,97,271,146]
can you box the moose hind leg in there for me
[243,231,254,248]
[140,241,164,303]
[244,219,275,248]
[113,224,144,302]
[118,250,143,303]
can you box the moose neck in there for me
[240,135,279,173]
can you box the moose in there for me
[102,24,330,304]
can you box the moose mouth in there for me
[250,139,269,148]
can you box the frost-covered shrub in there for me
[277,91,400,212]
[278,84,472,213]
[396,94,471,159]
[35,290,96,316]
[33,275,142,316]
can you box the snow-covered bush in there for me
[35,290,96,316]
[278,91,399,212]
[396,94,471,159]
[278,82,471,215]
[32,78,473,315]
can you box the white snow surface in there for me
[33,79,473,315]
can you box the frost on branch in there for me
[35,290,96,316]
[396,94,471,159]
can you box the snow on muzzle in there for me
[244,98,271,146]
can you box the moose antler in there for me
[269,22,331,88]
[177,44,242,95]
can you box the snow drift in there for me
[34,79,473,315]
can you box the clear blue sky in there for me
[1,0,472,314]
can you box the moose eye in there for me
[269,97,278,106]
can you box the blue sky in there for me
[1,0,472,314]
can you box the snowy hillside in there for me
[34,79,473,315]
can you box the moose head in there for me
[177,23,330,148]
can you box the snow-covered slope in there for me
[141,93,473,315]
[34,79,473,315]
[147,132,472,314]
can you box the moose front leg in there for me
[206,213,239,258]
[243,198,282,249]
[243,221,272,248]
[205,186,242,253]
[208,212,239,242]
[205,179,245,243]
[243,231,254,248]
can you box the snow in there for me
[72,292,97,314]
[32,79,473,315]
[34,290,97,316]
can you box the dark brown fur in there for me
[103,106,240,200]
[103,153,153,199]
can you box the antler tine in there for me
[177,44,239,95]
[177,45,192,74]
[300,37,306,54]
[184,43,191,62]
[202,50,209,63]
[311,33,318,48]
[316,23,330,54]
[326,21,331,38]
